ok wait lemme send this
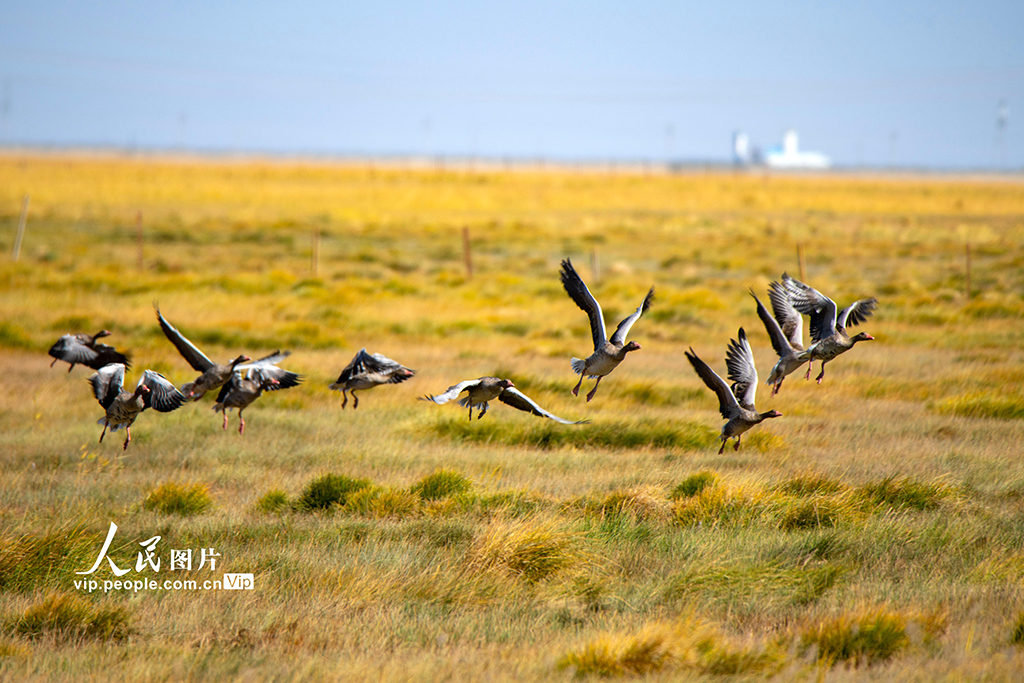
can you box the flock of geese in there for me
[47,259,877,452]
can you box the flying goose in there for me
[685,328,783,454]
[781,274,877,384]
[212,352,302,434]
[560,258,654,401]
[155,307,250,400]
[89,363,186,450]
[48,330,131,373]
[421,377,588,424]
[751,280,806,396]
[329,348,415,409]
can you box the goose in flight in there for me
[329,348,415,409]
[560,258,654,402]
[48,330,131,373]
[781,274,877,384]
[751,280,806,396]
[685,328,783,454]
[155,306,250,400]
[421,377,588,424]
[212,351,302,434]
[89,364,186,450]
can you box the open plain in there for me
[1,154,1024,681]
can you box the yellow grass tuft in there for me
[142,481,212,516]
[800,607,910,667]
[468,518,581,583]
[9,592,131,642]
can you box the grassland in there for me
[1,153,1024,681]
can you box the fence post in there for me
[590,247,600,283]
[797,243,806,281]
[965,243,971,299]
[136,211,144,270]
[12,194,29,261]
[462,226,472,280]
[312,227,321,277]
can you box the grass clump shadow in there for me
[411,469,473,501]
[1011,612,1024,647]
[296,473,372,512]
[142,482,212,516]
[9,592,131,642]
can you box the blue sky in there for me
[2,1,1022,168]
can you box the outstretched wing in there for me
[420,379,480,405]
[560,258,607,350]
[724,328,758,411]
[155,306,214,372]
[782,273,838,343]
[89,364,126,410]
[49,335,101,367]
[685,349,738,420]
[766,280,804,350]
[498,387,589,425]
[139,370,187,413]
[751,290,791,359]
[237,350,303,390]
[610,287,654,345]
[837,298,878,331]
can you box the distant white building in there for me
[764,130,830,169]
[732,131,751,165]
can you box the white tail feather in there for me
[570,357,586,375]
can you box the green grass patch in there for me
[428,416,713,450]
[931,392,1024,420]
[9,592,131,642]
[0,525,103,592]
[142,482,213,516]
[296,473,372,511]
[800,608,910,666]
[411,469,473,500]
[856,476,947,511]
[670,471,718,500]
[255,489,290,514]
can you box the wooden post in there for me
[135,211,144,271]
[797,243,806,281]
[590,247,600,283]
[12,194,29,261]
[965,243,971,299]
[312,227,321,277]
[462,226,472,280]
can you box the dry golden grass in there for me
[1,153,1024,681]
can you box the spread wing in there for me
[724,328,758,411]
[236,350,303,390]
[139,370,187,413]
[751,290,791,359]
[49,335,102,367]
[609,288,654,345]
[766,280,804,350]
[782,273,838,343]
[335,348,414,384]
[685,349,739,420]
[497,387,589,425]
[89,364,126,410]
[837,298,878,331]
[155,306,214,372]
[560,258,607,350]
[420,379,480,405]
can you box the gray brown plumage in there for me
[155,307,250,400]
[48,330,131,373]
[560,258,654,402]
[329,348,415,409]
[781,274,877,385]
[89,363,186,450]
[685,328,782,454]
[421,377,588,424]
